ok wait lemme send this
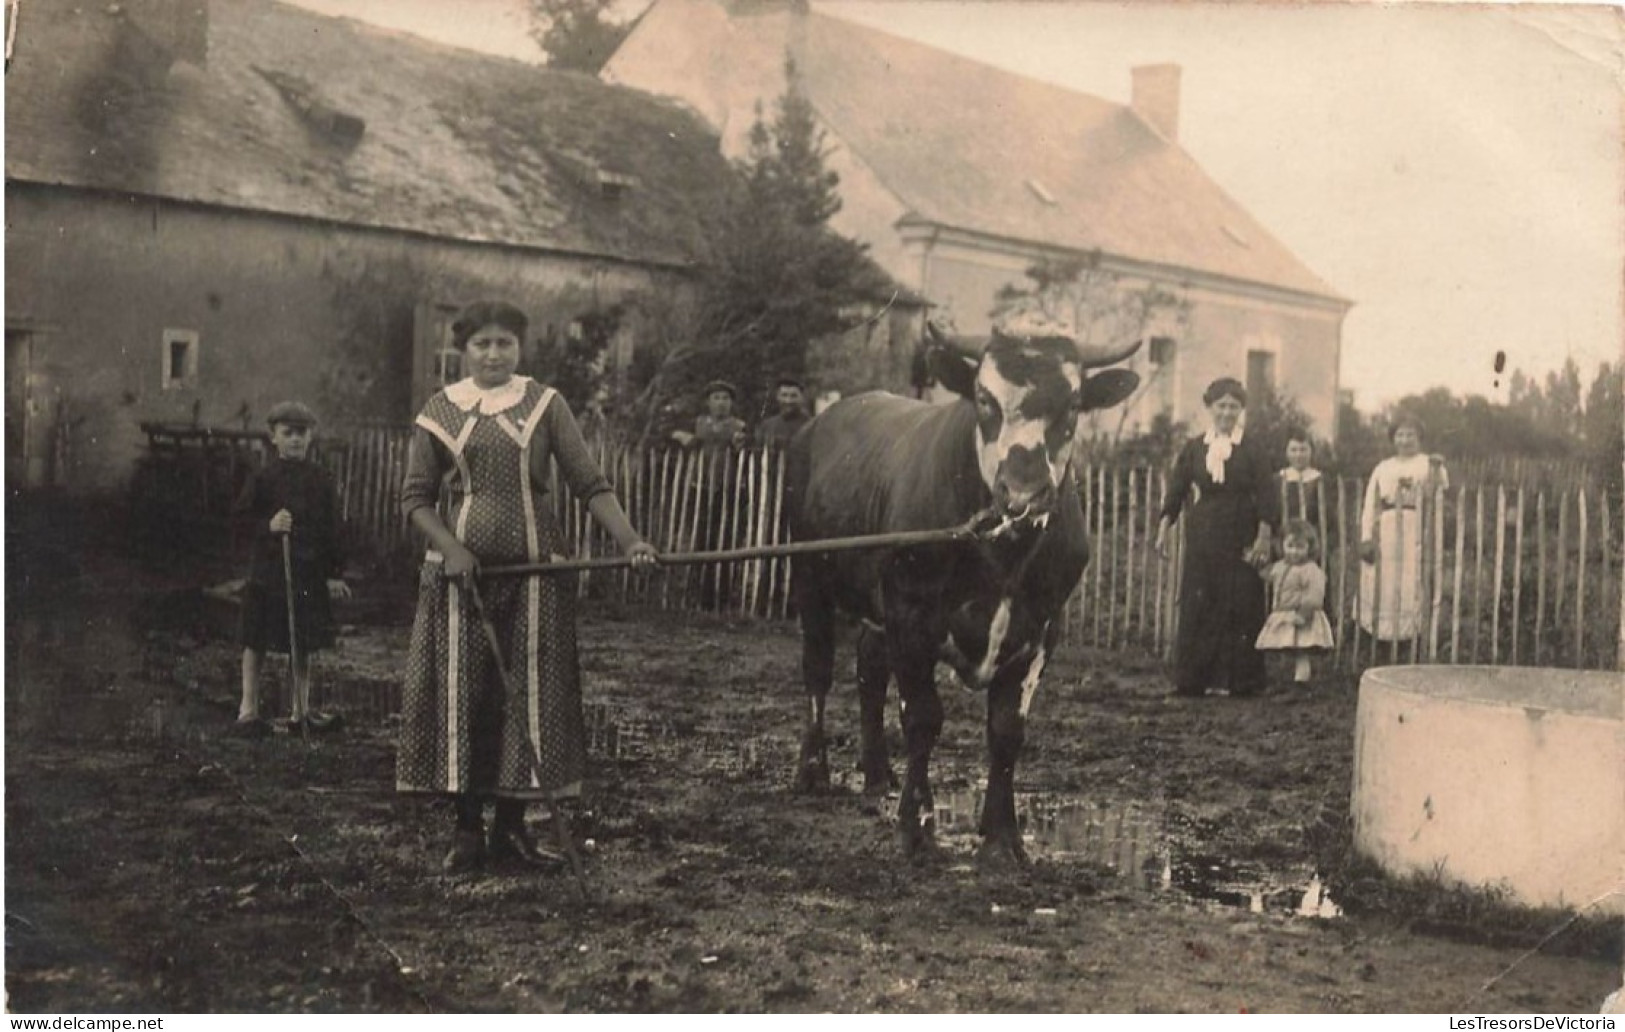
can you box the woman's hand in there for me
[327,578,353,600]
[1245,533,1272,568]
[624,539,659,571]
[441,542,480,581]
[269,509,294,535]
[1359,540,1378,564]
[1154,521,1171,559]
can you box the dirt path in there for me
[5,601,1618,1013]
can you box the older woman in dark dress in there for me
[1155,378,1279,697]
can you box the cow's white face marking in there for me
[973,343,1081,512]
[976,597,1013,686]
[1019,638,1049,718]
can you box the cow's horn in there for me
[1072,335,1143,368]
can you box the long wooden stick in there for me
[280,532,309,748]
[482,524,982,578]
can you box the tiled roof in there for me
[726,7,1344,301]
[5,0,731,267]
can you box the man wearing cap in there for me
[691,381,747,609]
[754,377,810,454]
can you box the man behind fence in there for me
[694,380,747,610]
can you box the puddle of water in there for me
[930,786,1342,919]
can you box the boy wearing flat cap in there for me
[230,401,351,737]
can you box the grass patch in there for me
[1306,800,1622,962]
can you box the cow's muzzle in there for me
[994,480,1056,519]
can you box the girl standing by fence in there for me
[1257,520,1334,684]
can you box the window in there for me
[435,347,463,386]
[1247,348,1277,400]
[162,329,199,390]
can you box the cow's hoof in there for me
[976,836,1029,872]
[861,768,897,797]
[896,820,938,862]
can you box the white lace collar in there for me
[444,375,532,415]
[1281,466,1321,483]
[1201,425,1243,484]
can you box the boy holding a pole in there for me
[229,401,351,737]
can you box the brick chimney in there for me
[1131,64,1181,142]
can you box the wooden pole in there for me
[772,449,790,621]
[1535,490,1547,666]
[1092,465,1106,648]
[1490,485,1507,663]
[1428,483,1447,663]
[1511,487,1525,666]
[1470,487,1485,664]
[1555,490,1570,664]
[1370,483,1383,670]
[1450,484,1466,666]
[657,449,676,610]
[1139,468,1155,644]
[1125,468,1139,645]
[483,523,982,577]
[1577,488,1589,667]
[1335,476,1349,668]
[1108,467,1121,650]
[1153,470,1167,654]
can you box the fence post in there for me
[1470,487,1485,664]
[1555,491,1570,665]
[1451,484,1466,666]
[1491,485,1507,665]
[1107,468,1121,650]
[1535,490,1547,666]
[1577,488,1588,667]
[1427,483,1446,664]
[1140,469,1155,645]
[1334,476,1349,669]
[1510,487,1525,666]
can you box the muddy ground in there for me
[5,555,1621,1014]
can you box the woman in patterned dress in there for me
[1358,413,1448,642]
[397,300,658,873]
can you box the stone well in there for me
[1352,665,1623,914]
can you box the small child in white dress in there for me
[1256,520,1335,684]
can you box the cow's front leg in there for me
[979,630,1050,869]
[888,619,944,860]
[855,623,895,795]
[795,571,836,794]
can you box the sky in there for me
[289,0,1624,408]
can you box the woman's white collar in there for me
[445,375,532,415]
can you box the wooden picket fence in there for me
[325,426,1622,673]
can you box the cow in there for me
[786,321,1141,865]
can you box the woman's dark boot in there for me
[443,797,485,874]
[489,799,563,869]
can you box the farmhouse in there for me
[604,0,1352,438]
[5,0,730,495]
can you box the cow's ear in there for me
[1078,369,1140,411]
[928,345,979,400]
